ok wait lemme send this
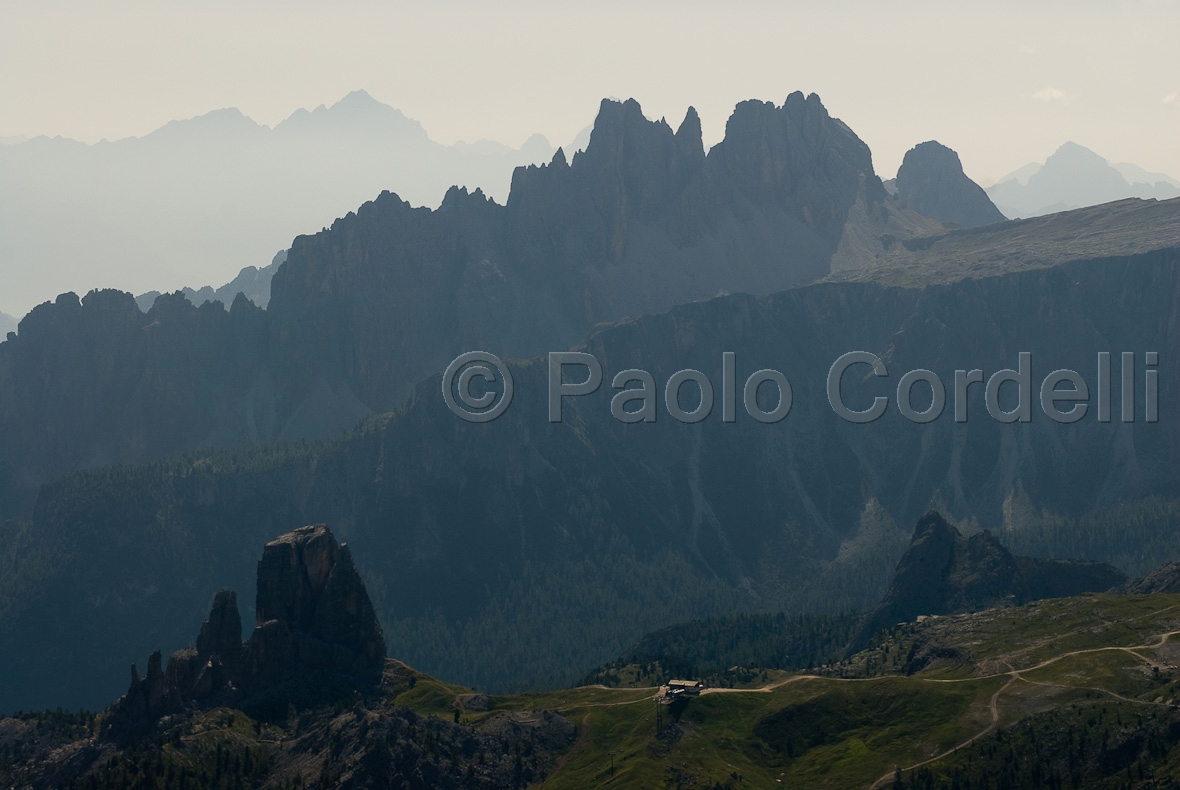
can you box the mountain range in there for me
[0,90,559,319]
[2,197,1177,712]
[0,91,942,518]
[986,141,1180,218]
[1,90,1178,718]
[134,250,287,312]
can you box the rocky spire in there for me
[108,524,386,739]
[847,511,1125,654]
[248,524,386,680]
[195,589,243,666]
[674,106,704,160]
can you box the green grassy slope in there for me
[6,593,1180,788]
[502,593,1180,788]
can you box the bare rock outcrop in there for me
[895,140,1006,227]
[250,524,386,681]
[1121,561,1180,594]
[848,511,1126,653]
[107,524,385,738]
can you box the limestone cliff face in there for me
[0,93,901,519]
[251,524,386,678]
[195,590,243,670]
[266,92,890,419]
[848,512,1126,652]
[0,289,270,518]
[5,246,1178,713]
[895,141,1006,227]
[107,525,385,737]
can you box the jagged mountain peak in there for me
[272,89,886,341]
[848,511,1125,653]
[107,524,386,738]
[911,509,959,543]
[438,184,495,211]
[674,106,705,160]
[709,91,886,236]
[895,140,1006,227]
[578,98,676,163]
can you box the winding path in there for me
[561,624,1180,789]
[864,628,1180,790]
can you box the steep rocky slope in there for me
[1123,561,1180,594]
[107,524,386,740]
[3,244,1177,713]
[849,512,1125,651]
[0,92,931,519]
[894,140,1006,227]
[0,525,574,790]
[135,249,286,312]
[828,196,1180,286]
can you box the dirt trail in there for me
[864,628,1180,789]
[551,713,594,775]
[560,627,1180,789]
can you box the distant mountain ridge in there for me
[0,90,558,318]
[135,250,287,312]
[987,141,1180,218]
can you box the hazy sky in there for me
[2,0,1179,186]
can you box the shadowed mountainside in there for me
[3,242,1177,712]
[826,196,1180,286]
[0,92,937,519]
[1,525,575,790]
[894,140,1006,228]
[1123,561,1180,594]
[135,250,287,312]
[5,536,1180,788]
[107,524,385,741]
[848,512,1126,653]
